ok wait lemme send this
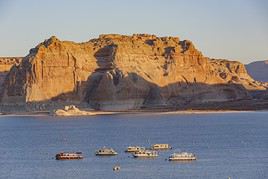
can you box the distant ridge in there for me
[0,57,23,93]
[246,60,268,82]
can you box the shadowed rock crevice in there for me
[81,70,257,110]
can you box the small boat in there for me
[113,165,121,171]
[168,152,197,161]
[55,152,83,160]
[95,147,118,156]
[151,144,171,150]
[132,150,158,158]
[125,146,145,153]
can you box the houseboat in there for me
[96,147,118,156]
[125,146,145,153]
[132,150,158,158]
[168,152,197,161]
[151,144,171,150]
[55,152,83,160]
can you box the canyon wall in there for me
[1,34,267,110]
[0,57,22,94]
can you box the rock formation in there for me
[246,60,268,82]
[1,34,267,110]
[54,105,94,116]
[0,57,22,93]
[0,57,22,71]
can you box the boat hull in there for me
[169,158,196,161]
[125,150,144,153]
[133,155,158,158]
[96,153,118,156]
[55,153,83,160]
[56,156,83,160]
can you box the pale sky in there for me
[0,0,267,63]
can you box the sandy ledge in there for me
[1,109,265,117]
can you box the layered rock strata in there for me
[0,57,22,93]
[1,34,267,110]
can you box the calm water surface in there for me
[0,112,267,179]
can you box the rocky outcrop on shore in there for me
[246,60,268,82]
[54,105,94,116]
[0,34,267,110]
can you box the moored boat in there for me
[168,152,197,161]
[96,147,118,156]
[125,146,145,153]
[55,152,83,160]
[133,150,158,158]
[151,144,171,150]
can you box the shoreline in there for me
[1,109,267,117]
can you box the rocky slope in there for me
[1,34,267,110]
[246,60,268,82]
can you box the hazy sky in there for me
[0,0,267,63]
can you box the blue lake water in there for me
[0,112,267,179]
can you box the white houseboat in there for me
[96,147,118,156]
[133,150,158,158]
[151,144,171,150]
[169,152,197,161]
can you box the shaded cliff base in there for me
[1,77,268,115]
[1,98,268,116]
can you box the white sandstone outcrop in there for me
[55,105,95,116]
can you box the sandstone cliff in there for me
[0,57,22,72]
[1,34,267,110]
[0,57,22,94]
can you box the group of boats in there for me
[55,144,197,161]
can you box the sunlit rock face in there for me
[1,34,266,110]
[0,57,22,94]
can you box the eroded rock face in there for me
[0,57,22,72]
[0,57,22,94]
[1,34,266,110]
